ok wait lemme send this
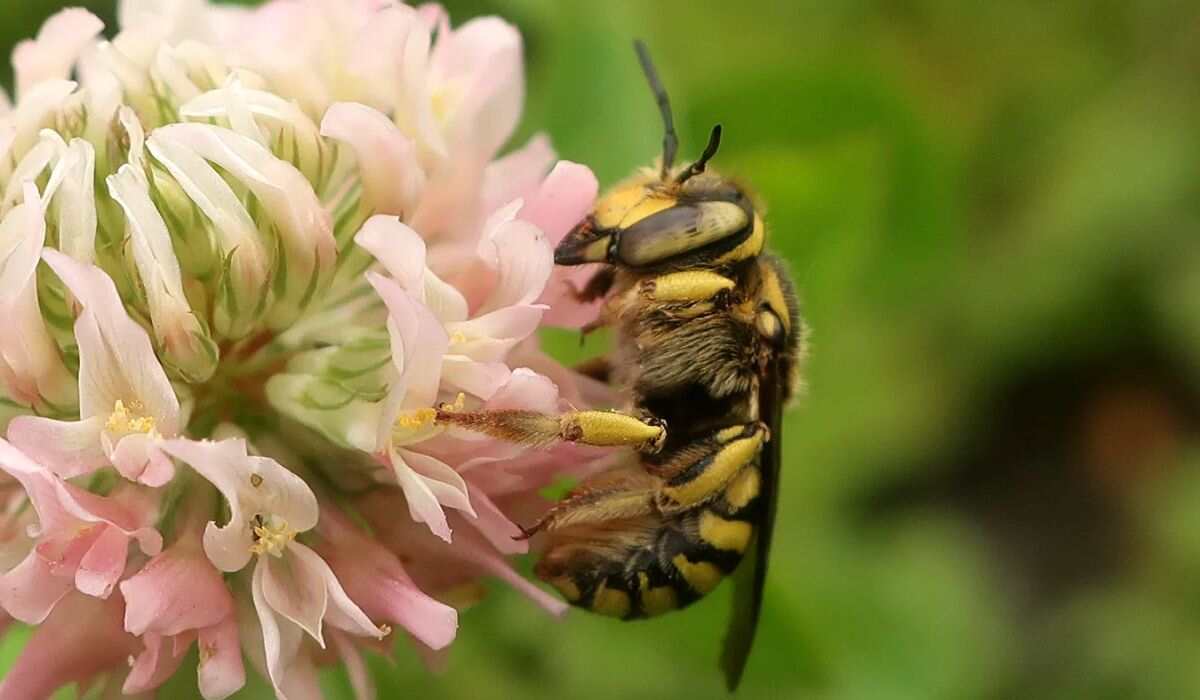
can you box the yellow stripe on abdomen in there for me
[671,554,724,595]
[698,510,753,553]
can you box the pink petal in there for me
[518,160,598,244]
[198,616,246,700]
[321,103,424,215]
[0,592,136,700]
[74,524,129,598]
[6,415,107,479]
[12,8,103,97]
[483,133,554,213]
[464,484,526,555]
[120,539,234,637]
[109,432,175,486]
[455,525,567,617]
[316,509,457,650]
[0,550,73,623]
[123,632,186,695]
[434,17,524,160]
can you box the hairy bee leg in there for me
[435,408,667,453]
[653,422,768,514]
[566,266,617,302]
[519,463,659,538]
[573,356,612,383]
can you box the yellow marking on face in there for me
[757,261,792,333]
[699,511,753,553]
[550,577,582,603]
[725,465,761,510]
[638,572,679,616]
[591,581,632,618]
[713,214,764,265]
[563,411,665,451]
[672,554,723,595]
[643,270,735,303]
[593,184,675,230]
[662,430,763,507]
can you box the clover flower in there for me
[0,2,602,698]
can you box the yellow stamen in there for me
[248,516,297,557]
[105,399,157,437]
[395,407,436,429]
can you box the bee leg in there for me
[566,266,617,302]
[652,422,768,514]
[435,408,667,453]
[572,356,612,383]
[519,462,659,538]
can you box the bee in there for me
[437,41,804,689]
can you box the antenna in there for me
[634,40,678,179]
[676,124,722,184]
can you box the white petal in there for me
[400,449,474,516]
[41,249,180,432]
[160,438,319,573]
[106,164,199,351]
[389,448,451,543]
[262,544,327,645]
[51,138,97,263]
[291,542,383,639]
[149,123,333,285]
[12,9,103,98]
[251,557,308,700]
[321,102,425,215]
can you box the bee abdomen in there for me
[540,467,761,620]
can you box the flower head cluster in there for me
[0,2,606,697]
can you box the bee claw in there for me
[514,519,546,541]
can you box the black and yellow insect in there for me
[438,41,804,690]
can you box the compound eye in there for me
[755,305,786,346]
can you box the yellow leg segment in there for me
[655,422,767,513]
[435,407,666,453]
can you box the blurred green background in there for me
[7,1,1200,698]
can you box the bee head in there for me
[555,43,759,269]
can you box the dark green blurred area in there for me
[6,1,1200,698]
